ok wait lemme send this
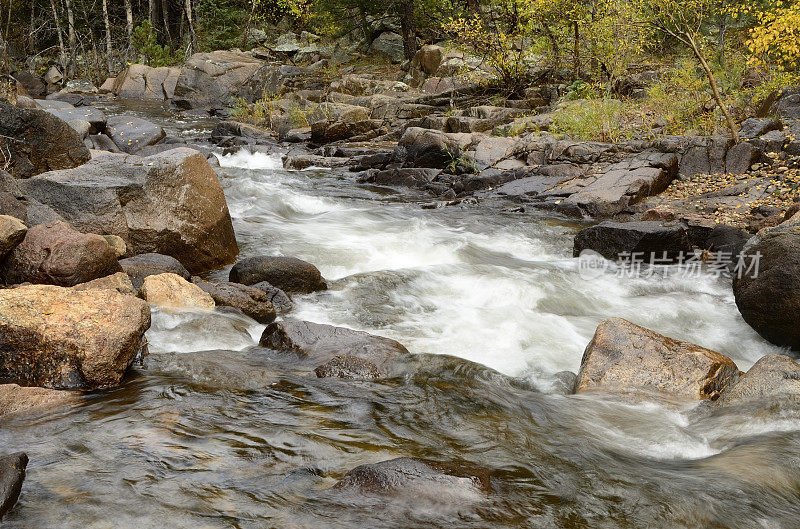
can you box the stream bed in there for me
[2,106,799,528]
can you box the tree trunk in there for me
[687,33,739,143]
[103,0,113,72]
[543,23,560,74]
[185,0,196,54]
[241,0,258,50]
[398,0,417,61]
[64,0,76,78]
[50,0,67,72]
[572,20,579,80]
[125,0,134,53]
[161,0,172,48]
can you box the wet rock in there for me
[250,281,293,313]
[0,215,26,260]
[366,168,439,188]
[140,273,215,310]
[574,318,739,400]
[314,354,382,379]
[44,105,106,132]
[333,457,491,497]
[2,221,121,287]
[0,452,27,520]
[573,221,692,261]
[20,148,239,274]
[105,115,166,154]
[113,64,181,101]
[702,225,751,262]
[260,320,408,377]
[119,253,190,290]
[310,118,382,144]
[0,285,150,389]
[211,121,275,144]
[230,256,326,294]
[192,278,277,323]
[0,383,76,418]
[73,272,137,296]
[733,224,800,349]
[718,354,800,406]
[0,102,90,179]
[283,154,350,170]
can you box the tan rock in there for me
[0,285,150,389]
[0,215,26,260]
[574,318,739,400]
[140,273,215,310]
[103,234,127,258]
[74,272,136,296]
[0,383,77,418]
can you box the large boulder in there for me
[192,278,277,323]
[395,127,473,169]
[73,272,137,296]
[2,221,121,287]
[573,221,692,261]
[0,452,27,520]
[0,285,150,389]
[0,171,64,227]
[333,457,490,498]
[0,215,26,260]
[0,102,90,179]
[113,64,181,102]
[574,318,739,400]
[229,256,326,294]
[174,50,265,108]
[19,148,239,274]
[732,224,800,349]
[260,320,409,378]
[119,253,190,290]
[369,32,405,63]
[43,105,106,132]
[140,273,215,310]
[410,45,444,76]
[105,115,166,154]
[718,354,800,406]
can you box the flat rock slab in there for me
[0,383,77,419]
[573,221,692,261]
[105,115,166,154]
[45,106,106,131]
[574,318,739,400]
[0,452,27,520]
[259,320,409,378]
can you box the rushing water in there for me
[2,107,800,528]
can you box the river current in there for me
[2,105,798,528]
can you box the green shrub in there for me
[131,21,184,67]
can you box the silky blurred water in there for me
[2,120,799,528]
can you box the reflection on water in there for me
[2,126,799,528]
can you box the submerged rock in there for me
[718,354,800,406]
[260,320,409,378]
[119,253,191,291]
[229,256,326,294]
[20,148,239,274]
[333,457,491,498]
[192,278,277,323]
[140,273,215,310]
[0,383,77,418]
[733,225,800,350]
[0,285,150,389]
[250,281,293,313]
[574,318,739,400]
[0,102,90,179]
[0,452,27,520]
[2,221,121,287]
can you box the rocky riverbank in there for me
[2,43,800,523]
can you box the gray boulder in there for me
[369,32,405,63]
[719,354,800,406]
[230,256,326,294]
[573,221,692,261]
[192,278,277,324]
[119,253,190,290]
[19,148,239,274]
[105,115,166,154]
[0,452,27,520]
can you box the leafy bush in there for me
[551,98,634,142]
[131,21,184,67]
